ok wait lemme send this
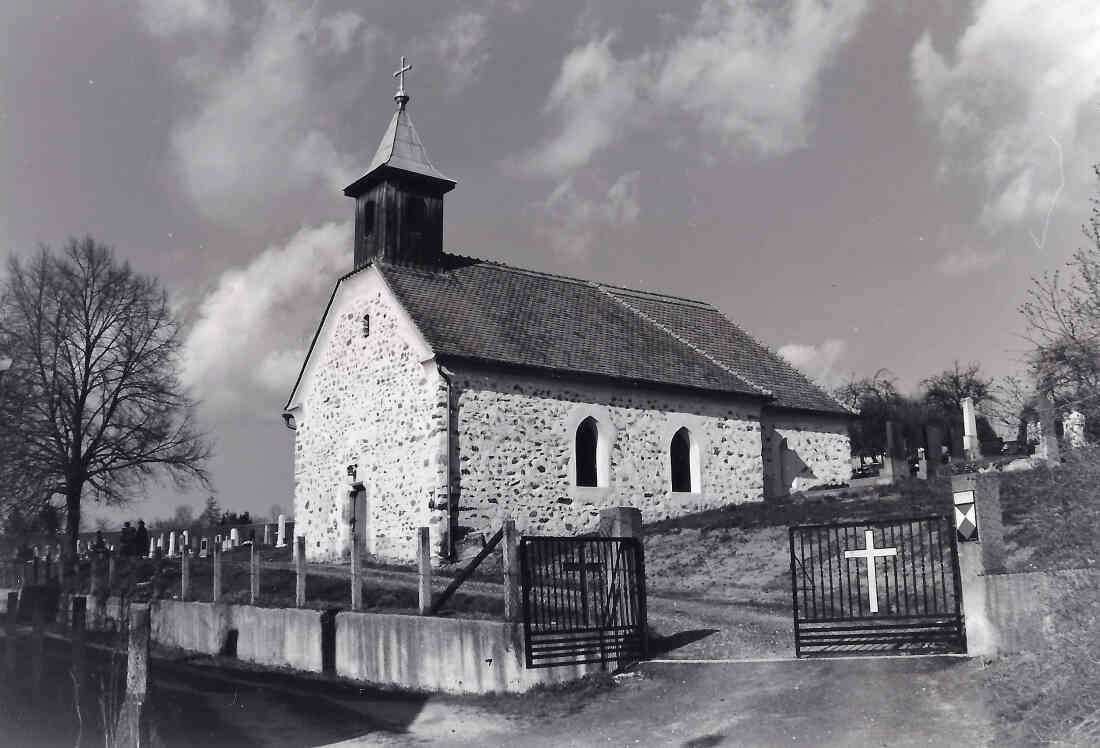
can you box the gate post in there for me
[952,472,1005,656]
[501,519,521,622]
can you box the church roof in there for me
[344,106,455,195]
[374,256,852,415]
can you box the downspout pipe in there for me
[437,363,456,561]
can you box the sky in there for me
[2,0,1098,525]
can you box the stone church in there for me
[284,69,853,564]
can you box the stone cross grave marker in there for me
[844,530,898,614]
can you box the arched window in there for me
[575,417,599,487]
[671,427,693,492]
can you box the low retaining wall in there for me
[984,567,1100,653]
[335,612,601,695]
[150,601,324,673]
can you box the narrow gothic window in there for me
[363,200,375,237]
[671,427,692,492]
[576,417,599,487]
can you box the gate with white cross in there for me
[788,515,965,657]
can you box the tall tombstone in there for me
[276,515,288,548]
[229,527,240,548]
[263,524,272,547]
[167,531,178,558]
[148,537,156,557]
[181,530,190,553]
[962,397,981,460]
[1063,410,1087,448]
[917,424,942,480]
[199,537,209,559]
[156,534,165,553]
[881,421,908,483]
[1036,393,1061,466]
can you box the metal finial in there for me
[393,55,412,110]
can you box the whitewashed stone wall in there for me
[448,367,767,538]
[761,412,851,495]
[291,272,448,563]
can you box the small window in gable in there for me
[575,417,599,487]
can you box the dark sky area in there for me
[2,0,1096,524]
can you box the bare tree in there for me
[0,237,211,559]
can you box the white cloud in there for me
[517,0,872,178]
[517,35,652,178]
[655,0,869,156]
[936,246,1007,277]
[537,171,641,256]
[912,0,1100,233]
[138,0,232,37]
[181,222,351,412]
[778,338,847,389]
[147,1,371,227]
[420,12,490,93]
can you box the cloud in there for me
[181,222,351,412]
[145,1,372,227]
[778,338,847,389]
[517,0,873,177]
[912,0,1100,233]
[536,171,641,256]
[517,35,652,178]
[419,12,490,93]
[138,0,232,37]
[936,246,1007,277]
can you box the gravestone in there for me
[918,425,943,480]
[199,537,209,558]
[263,524,272,546]
[156,534,165,552]
[181,530,190,552]
[881,421,908,483]
[962,397,981,460]
[230,528,240,548]
[167,531,178,558]
[1036,393,1061,465]
[1063,410,1086,448]
[276,515,288,548]
[148,537,156,557]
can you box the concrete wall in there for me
[335,611,600,695]
[151,601,323,673]
[984,568,1100,654]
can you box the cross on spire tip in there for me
[393,55,412,110]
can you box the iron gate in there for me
[789,515,965,657]
[519,536,647,668]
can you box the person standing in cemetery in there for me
[135,520,149,558]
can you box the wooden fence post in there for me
[418,527,432,615]
[180,547,191,602]
[350,533,362,611]
[212,543,222,602]
[295,537,306,608]
[114,603,150,748]
[250,543,260,605]
[502,519,521,622]
[4,591,17,672]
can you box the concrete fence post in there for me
[180,547,191,602]
[350,533,362,612]
[295,536,306,608]
[4,590,17,672]
[417,527,431,615]
[250,542,260,605]
[502,519,521,622]
[114,603,150,748]
[952,472,1005,657]
[212,543,222,602]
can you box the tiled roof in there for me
[376,256,851,415]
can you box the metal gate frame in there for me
[789,514,965,658]
[519,536,647,669]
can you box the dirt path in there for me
[336,655,995,747]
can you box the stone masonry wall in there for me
[449,366,767,539]
[761,411,851,495]
[292,274,447,563]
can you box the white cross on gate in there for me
[844,530,898,614]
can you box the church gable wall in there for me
[292,271,447,563]
[761,411,852,497]
[448,367,766,539]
